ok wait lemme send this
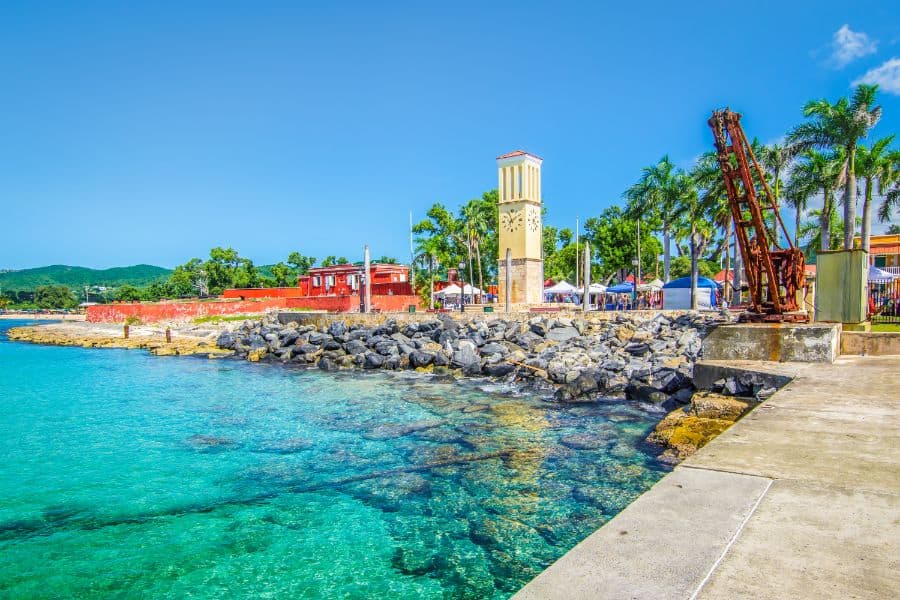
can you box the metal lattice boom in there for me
[708,109,807,322]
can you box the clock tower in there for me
[497,150,543,305]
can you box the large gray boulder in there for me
[547,326,580,342]
[451,341,479,368]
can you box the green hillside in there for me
[0,264,172,291]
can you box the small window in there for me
[399,274,406,282]
[312,276,322,287]
[326,275,335,287]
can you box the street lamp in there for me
[459,261,466,312]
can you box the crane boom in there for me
[708,109,807,322]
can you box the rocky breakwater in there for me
[215,312,728,409]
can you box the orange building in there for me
[856,233,900,274]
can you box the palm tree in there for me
[799,209,844,258]
[626,156,689,281]
[690,151,735,301]
[880,183,900,224]
[785,149,846,252]
[679,181,711,309]
[788,84,883,249]
[759,143,797,245]
[855,136,899,251]
[461,195,496,303]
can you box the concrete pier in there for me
[514,355,900,599]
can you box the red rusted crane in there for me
[708,109,807,322]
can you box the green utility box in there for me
[408,305,416,313]
[483,306,494,313]
[815,249,868,324]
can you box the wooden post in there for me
[165,327,172,343]
[123,323,129,339]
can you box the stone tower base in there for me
[498,258,543,306]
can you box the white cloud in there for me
[830,25,877,68]
[853,57,900,94]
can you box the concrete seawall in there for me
[514,356,900,599]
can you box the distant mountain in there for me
[0,264,173,290]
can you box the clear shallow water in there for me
[0,319,670,599]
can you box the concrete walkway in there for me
[514,356,900,600]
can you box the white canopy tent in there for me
[868,265,897,284]
[577,283,608,294]
[544,280,577,294]
[435,283,483,297]
[637,278,664,292]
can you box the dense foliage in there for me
[0,264,172,291]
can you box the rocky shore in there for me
[218,312,729,405]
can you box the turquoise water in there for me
[0,320,670,599]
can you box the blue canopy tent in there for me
[605,281,634,310]
[662,276,719,310]
[607,282,634,294]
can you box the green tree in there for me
[886,223,900,234]
[287,252,316,274]
[788,84,883,249]
[34,285,77,309]
[785,149,846,251]
[114,284,143,302]
[625,156,691,281]
[855,136,899,251]
[461,190,499,298]
[880,182,899,224]
[799,208,844,261]
[169,258,204,297]
[583,206,661,283]
[269,262,296,287]
[759,143,798,245]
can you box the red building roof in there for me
[496,149,542,160]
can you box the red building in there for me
[297,263,412,297]
[218,263,419,313]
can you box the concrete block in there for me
[841,331,900,356]
[702,323,840,363]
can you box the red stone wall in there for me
[86,294,422,322]
[86,299,293,323]
[222,288,305,299]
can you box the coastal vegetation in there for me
[410,84,897,307]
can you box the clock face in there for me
[500,209,523,232]
[527,207,541,232]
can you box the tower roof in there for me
[496,149,542,160]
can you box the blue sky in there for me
[1,0,898,269]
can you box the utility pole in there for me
[636,218,642,286]
[409,211,415,290]
[363,245,371,313]
[583,241,591,314]
[575,217,580,288]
